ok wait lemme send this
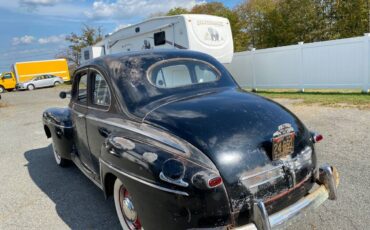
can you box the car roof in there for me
[82,49,217,66]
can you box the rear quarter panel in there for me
[98,120,231,230]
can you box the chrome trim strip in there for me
[159,172,189,188]
[86,115,187,154]
[100,158,189,196]
[248,174,285,189]
[44,120,73,129]
[240,165,282,181]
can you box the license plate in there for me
[272,124,295,160]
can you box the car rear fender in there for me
[98,129,232,230]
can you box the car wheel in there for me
[51,142,70,167]
[27,84,35,91]
[54,81,61,86]
[0,86,4,93]
[114,179,143,230]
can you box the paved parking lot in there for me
[0,87,369,230]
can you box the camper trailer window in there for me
[149,59,220,88]
[154,31,166,46]
[84,50,90,60]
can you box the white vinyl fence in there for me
[225,34,370,92]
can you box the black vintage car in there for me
[42,50,339,230]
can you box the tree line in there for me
[62,0,370,71]
[168,0,370,51]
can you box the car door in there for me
[71,70,95,173]
[39,75,49,87]
[47,75,56,86]
[85,69,114,177]
[32,76,43,88]
[1,73,16,89]
[42,75,51,86]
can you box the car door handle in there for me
[98,127,111,138]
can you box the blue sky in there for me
[0,0,241,73]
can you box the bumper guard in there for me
[234,164,339,230]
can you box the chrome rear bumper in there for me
[234,164,340,230]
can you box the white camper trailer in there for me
[80,14,234,64]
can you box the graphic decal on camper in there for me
[207,27,220,41]
[191,19,227,47]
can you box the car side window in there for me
[154,64,192,88]
[150,60,220,88]
[91,71,111,107]
[3,73,12,79]
[194,64,218,83]
[77,74,88,104]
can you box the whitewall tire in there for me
[51,142,69,167]
[114,179,143,230]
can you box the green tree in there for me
[274,0,321,45]
[237,0,370,49]
[167,7,189,16]
[64,25,103,67]
[334,0,369,38]
[236,0,280,49]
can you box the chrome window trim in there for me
[72,68,112,112]
[89,67,112,112]
[75,72,89,106]
[100,159,189,196]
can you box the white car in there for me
[17,75,64,91]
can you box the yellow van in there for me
[0,72,17,93]
[0,59,70,93]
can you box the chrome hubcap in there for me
[119,186,141,230]
[122,197,137,221]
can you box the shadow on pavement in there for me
[24,145,121,230]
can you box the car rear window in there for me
[148,59,220,88]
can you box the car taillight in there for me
[192,171,223,189]
[208,176,223,188]
[313,134,323,143]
